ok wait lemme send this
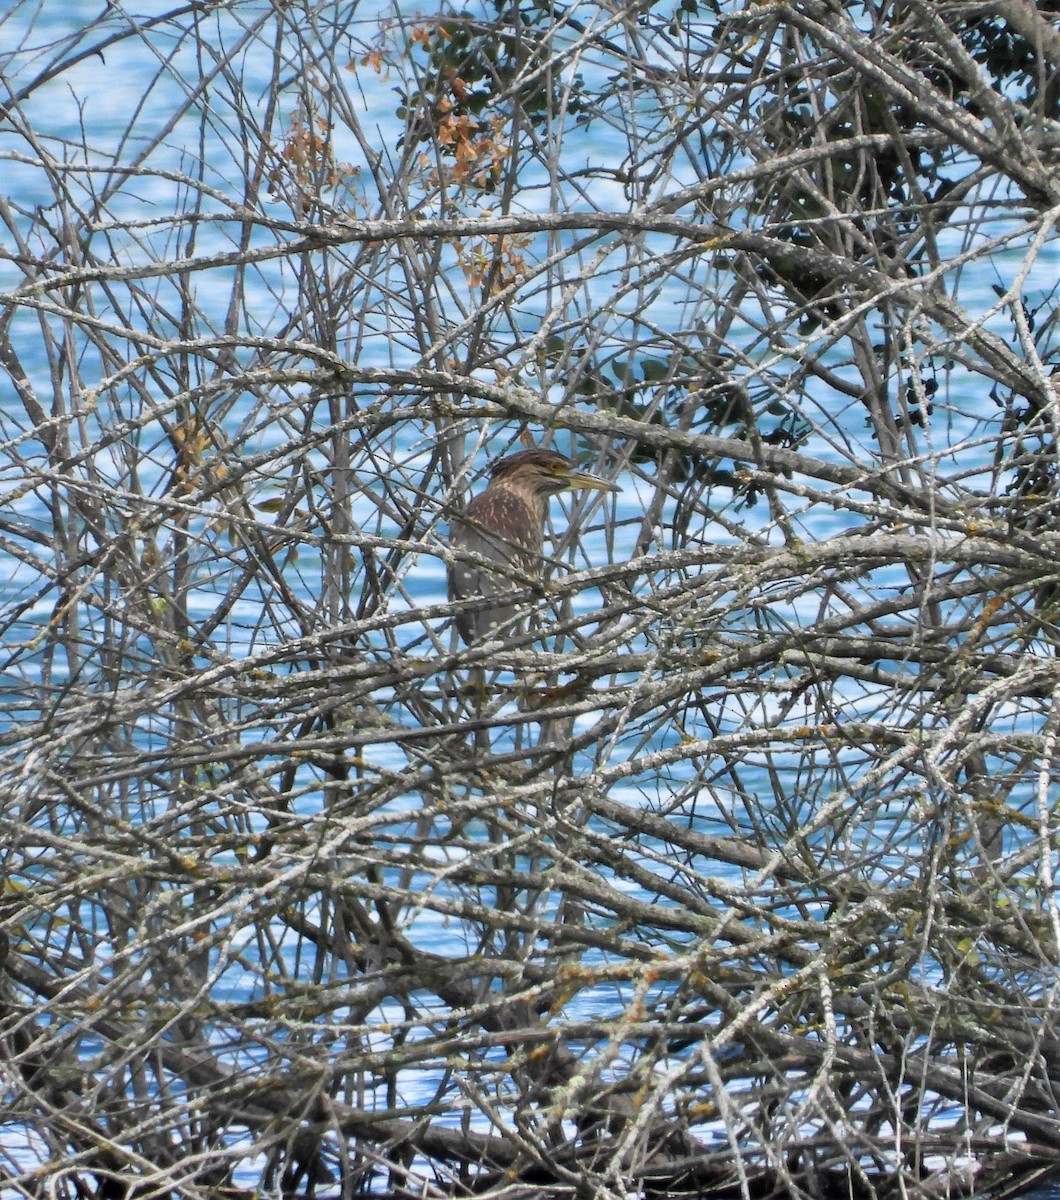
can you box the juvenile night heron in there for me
[448,447,619,645]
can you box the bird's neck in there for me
[493,483,546,549]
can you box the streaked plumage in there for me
[448,447,618,644]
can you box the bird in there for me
[448,446,619,645]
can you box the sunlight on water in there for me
[2,1,1060,1193]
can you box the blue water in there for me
[2,0,1060,1191]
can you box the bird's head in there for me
[488,448,619,499]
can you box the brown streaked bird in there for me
[448,447,619,645]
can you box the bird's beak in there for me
[563,469,621,494]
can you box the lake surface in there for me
[2,0,1060,1194]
